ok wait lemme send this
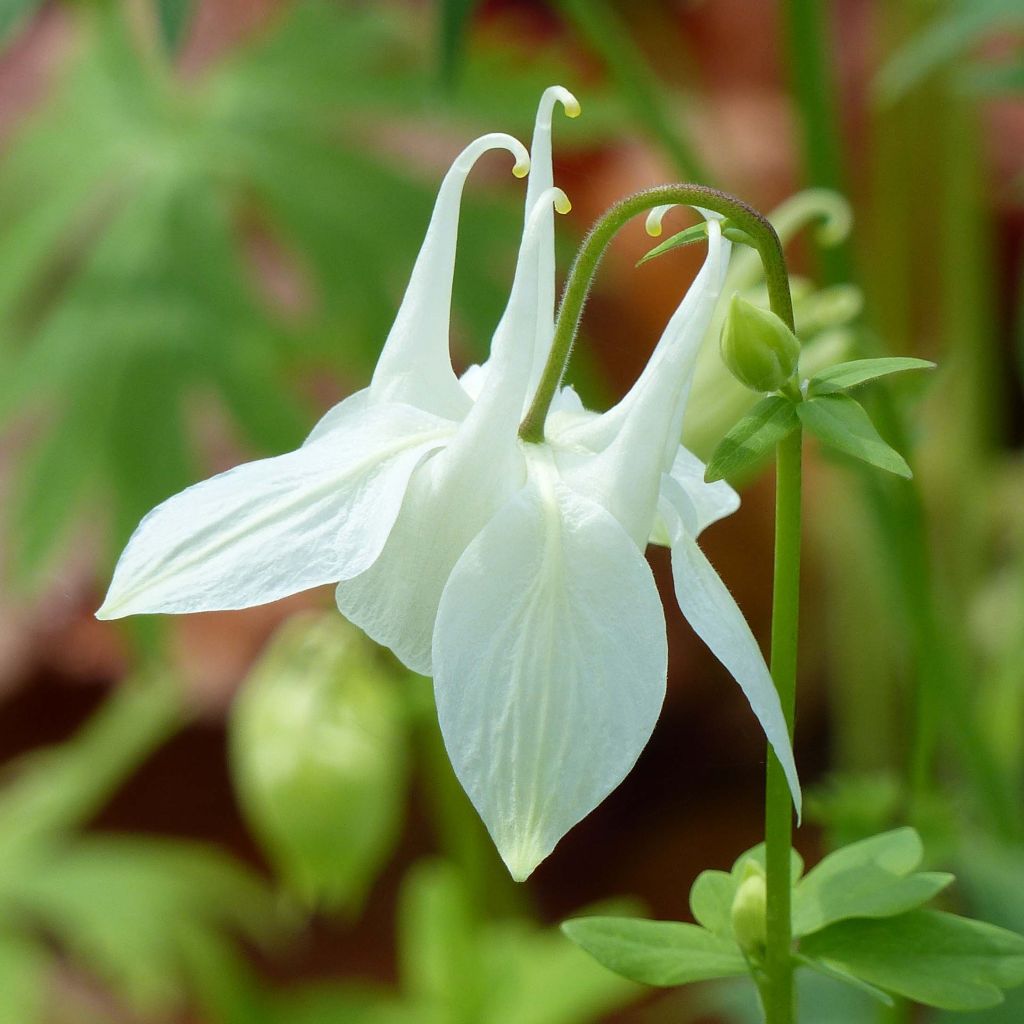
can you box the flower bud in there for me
[730,860,768,955]
[230,613,407,914]
[720,294,801,393]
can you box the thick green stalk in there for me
[763,426,802,1024]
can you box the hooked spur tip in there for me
[645,204,673,237]
[542,85,582,121]
[553,188,572,215]
[512,158,531,178]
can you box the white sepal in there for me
[659,477,801,813]
[98,402,452,619]
[370,132,529,421]
[336,189,568,674]
[432,454,667,880]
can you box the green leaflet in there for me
[797,393,913,478]
[636,222,709,266]
[800,910,1024,1011]
[704,396,799,483]
[637,220,756,267]
[689,870,737,938]
[795,954,894,1006]
[560,917,747,987]
[793,827,953,936]
[808,356,936,396]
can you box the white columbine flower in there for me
[98,87,799,882]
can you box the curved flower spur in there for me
[97,88,798,881]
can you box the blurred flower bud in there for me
[731,860,768,955]
[230,613,407,914]
[720,294,801,394]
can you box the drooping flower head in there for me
[97,88,799,882]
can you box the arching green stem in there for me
[518,184,795,444]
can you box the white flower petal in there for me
[649,447,740,546]
[521,86,579,397]
[335,434,525,675]
[556,219,731,546]
[661,481,801,813]
[370,132,529,420]
[97,403,453,619]
[336,190,567,674]
[457,362,486,401]
[432,456,667,881]
[301,388,371,448]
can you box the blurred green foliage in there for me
[0,0,611,589]
[0,677,284,1022]
[267,859,639,1024]
[0,0,1023,1021]
[877,0,1024,102]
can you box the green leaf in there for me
[793,827,953,936]
[808,357,936,396]
[797,394,913,478]
[155,0,195,54]
[800,910,1024,1011]
[560,916,747,987]
[796,953,895,1006]
[705,396,799,483]
[637,220,758,267]
[636,223,709,266]
[690,870,738,939]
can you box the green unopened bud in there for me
[230,613,406,914]
[720,294,801,393]
[730,860,768,955]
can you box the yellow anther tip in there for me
[554,193,572,215]
[513,159,531,178]
[564,99,581,119]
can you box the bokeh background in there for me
[0,0,1022,1021]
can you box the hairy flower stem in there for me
[519,185,794,443]
[763,426,802,1024]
